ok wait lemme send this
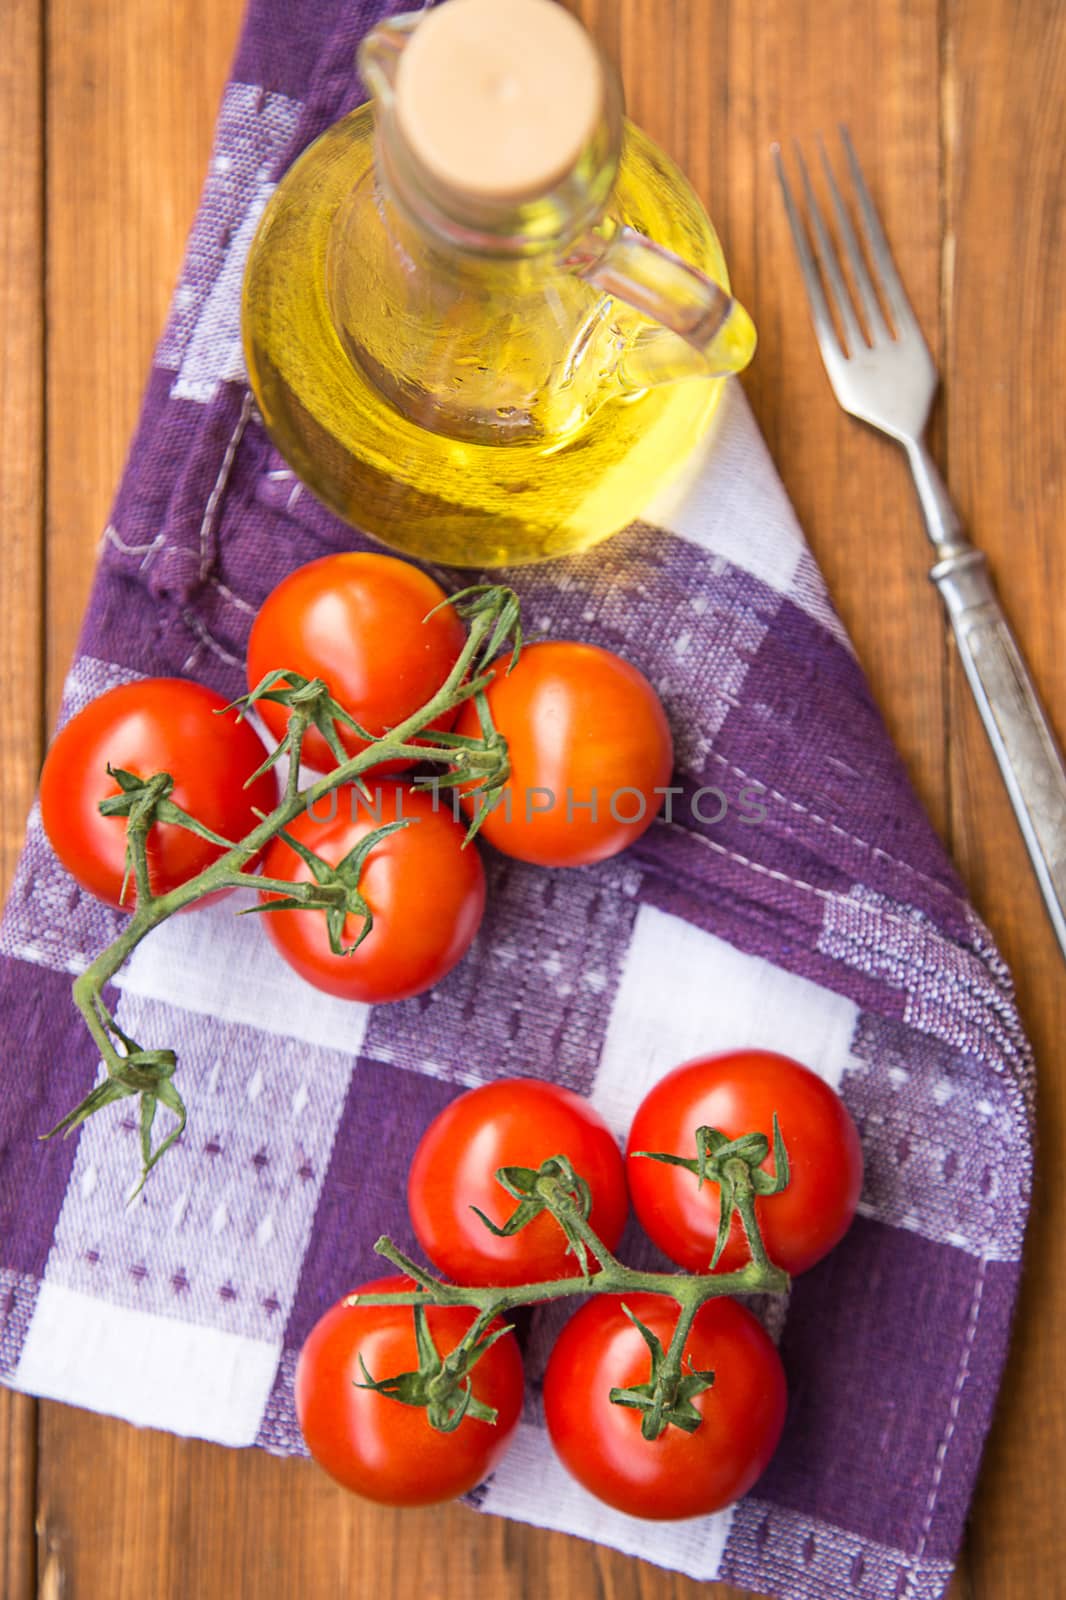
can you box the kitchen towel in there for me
[0,3,1033,1597]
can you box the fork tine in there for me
[816,134,891,343]
[792,140,866,357]
[772,144,843,361]
[838,126,916,333]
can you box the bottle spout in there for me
[357,14,419,107]
[568,224,757,388]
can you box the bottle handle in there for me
[568,224,757,387]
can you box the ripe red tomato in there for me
[626,1051,863,1276]
[39,678,277,909]
[453,641,673,867]
[296,1276,523,1505]
[407,1078,628,1287]
[258,783,485,1002]
[543,1293,786,1519]
[246,553,466,773]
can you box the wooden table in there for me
[2,1,1063,1595]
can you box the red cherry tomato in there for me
[543,1293,786,1519]
[258,783,485,1002]
[296,1276,523,1505]
[38,678,277,910]
[453,641,673,867]
[407,1078,628,1287]
[626,1051,863,1276]
[246,553,466,773]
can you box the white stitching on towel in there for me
[651,819,1013,1015]
[100,525,166,572]
[654,817,936,940]
[264,464,302,511]
[198,389,254,581]
[210,577,256,615]
[901,1255,987,1596]
[703,747,966,912]
[181,609,243,671]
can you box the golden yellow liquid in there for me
[242,104,730,567]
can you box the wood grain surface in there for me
[2,0,1064,1595]
[0,2,43,1595]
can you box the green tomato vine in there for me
[345,1139,790,1442]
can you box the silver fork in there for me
[775,131,1066,961]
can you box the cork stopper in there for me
[394,0,605,205]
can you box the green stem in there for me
[727,1158,775,1275]
[354,1150,788,1383]
[659,1292,701,1367]
[547,1193,623,1277]
[443,1303,503,1375]
[371,1237,451,1297]
[72,915,161,1072]
[218,873,323,901]
[284,713,309,804]
[126,823,155,914]
[72,978,126,1075]
[360,1239,787,1318]
[354,1209,787,1432]
[368,741,454,768]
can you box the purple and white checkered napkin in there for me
[0,2,1034,1595]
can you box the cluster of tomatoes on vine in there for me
[41,549,675,1008]
[297,1057,862,1522]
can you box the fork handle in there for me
[931,547,1066,959]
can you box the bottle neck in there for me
[372,63,625,260]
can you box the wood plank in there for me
[0,1392,36,1600]
[42,0,248,720]
[35,1411,738,1600]
[1,5,45,872]
[736,0,949,839]
[0,0,44,1594]
[942,3,1066,1596]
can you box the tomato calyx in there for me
[99,765,238,907]
[634,1115,791,1270]
[416,586,524,838]
[41,1011,186,1198]
[471,1154,599,1274]
[247,817,412,957]
[435,585,524,675]
[608,1302,716,1440]
[415,701,512,843]
[355,1299,514,1433]
[227,670,374,796]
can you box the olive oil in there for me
[242,2,751,568]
